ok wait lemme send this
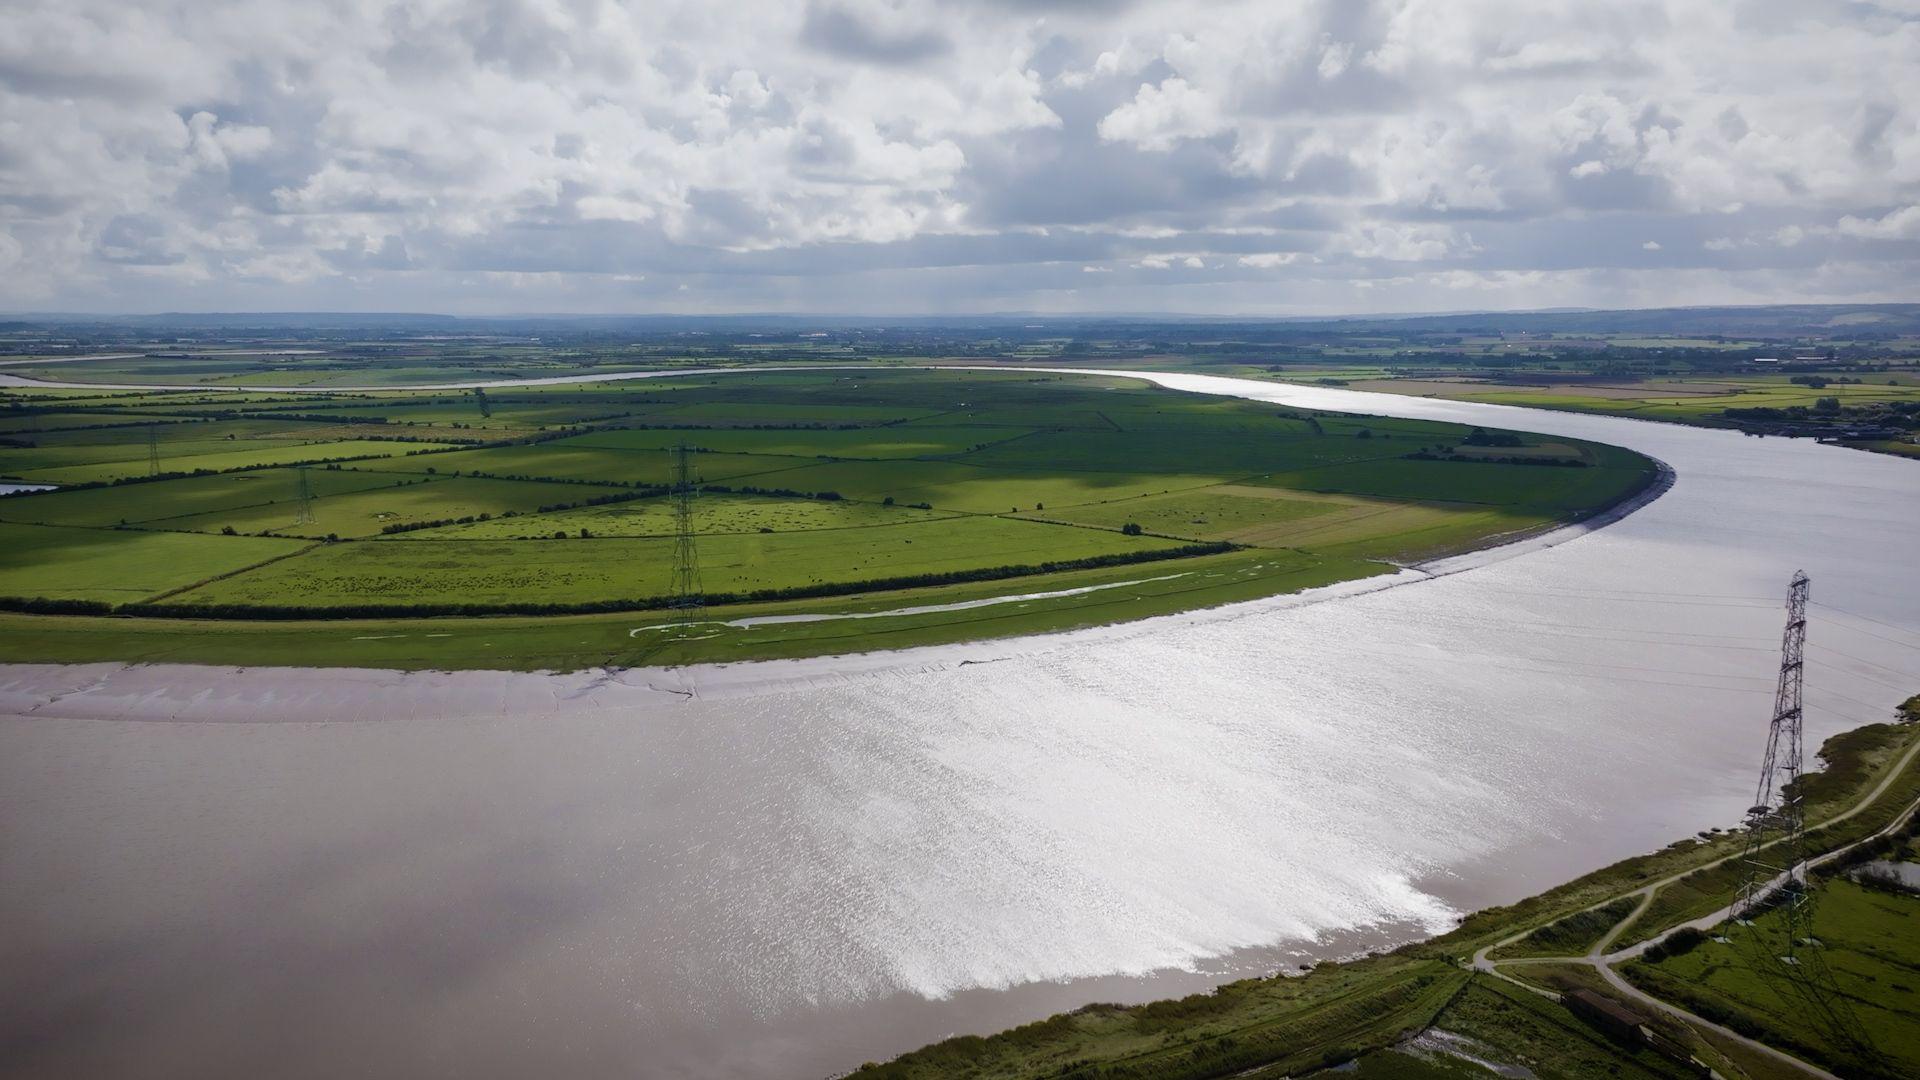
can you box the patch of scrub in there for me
[1398,1028,1538,1078]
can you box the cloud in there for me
[1343,225,1477,262]
[0,0,1914,314]
[800,1,952,65]
[1097,78,1228,151]
[1835,205,1920,240]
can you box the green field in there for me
[0,522,310,602]
[1626,876,1920,1078]
[0,368,1659,667]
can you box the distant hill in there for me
[4,304,1917,338]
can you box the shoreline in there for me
[0,461,1674,720]
[0,367,1670,682]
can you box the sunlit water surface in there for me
[2,372,1917,1079]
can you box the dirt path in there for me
[1467,733,1920,1078]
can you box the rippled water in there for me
[2,372,1917,1079]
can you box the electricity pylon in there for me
[147,424,161,476]
[474,386,492,419]
[668,442,702,631]
[1728,571,1874,1061]
[294,465,316,526]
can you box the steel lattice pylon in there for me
[294,465,316,526]
[1728,571,1875,1061]
[668,442,703,630]
[1732,570,1810,922]
[147,424,161,476]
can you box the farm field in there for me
[0,522,309,603]
[1340,371,1920,453]
[0,367,1659,666]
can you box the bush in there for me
[1643,925,1708,962]
[1121,522,1143,536]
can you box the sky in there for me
[2,0,1918,316]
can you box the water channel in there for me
[1,370,1917,1079]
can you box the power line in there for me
[667,441,703,648]
[1810,599,1920,641]
[294,465,315,526]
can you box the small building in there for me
[1565,989,1650,1043]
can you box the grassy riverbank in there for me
[0,368,1658,669]
[869,710,1920,1079]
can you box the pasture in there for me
[0,367,1659,665]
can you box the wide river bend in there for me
[1,369,1917,1079]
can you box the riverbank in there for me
[869,711,1920,1079]
[5,374,1916,1079]
[0,366,1664,671]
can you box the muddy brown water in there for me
[2,371,1918,1079]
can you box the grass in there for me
[398,491,957,539]
[0,548,1381,668]
[164,515,1194,608]
[0,522,310,602]
[158,475,605,538]
[1488,896,1640,960]
[1624,879,1920,1078]
[0,368,1659,666]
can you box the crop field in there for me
[0,367,1658,666]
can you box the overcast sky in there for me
[3,1,1918,316]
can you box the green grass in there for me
[10,439,462,485]
[0,368,1660,666]
[156,475,606,538]
[398,492,957,539]
[165,514,1192,608]
[1489,896,1640,960]
[0,548,1381,669]
[0,468,402,527]
[0,522,309,602]
[858,956,1467,1080]
[563,425,1008,459]
[749,458,1237,513]
[1625,880,1920,1078]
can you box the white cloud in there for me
[0,0,1914,313]
[1835,206,1920,240]
[1343,225,1478,262]
[1097,78,1228,152]
[1641,240,1661,250]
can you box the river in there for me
[1,370,1917,1080]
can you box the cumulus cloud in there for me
[0,0,1915,314]
[1097,78,1229,151]
[1836,205,1920,240]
